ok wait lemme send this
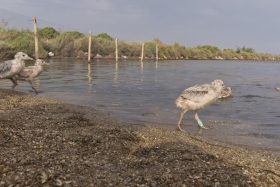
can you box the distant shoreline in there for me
[1,55,278,61]
[1,27,279,61]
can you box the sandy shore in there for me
[0,88,280,186]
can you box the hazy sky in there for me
[1,0,280,54]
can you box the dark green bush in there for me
[64,31,85,39]
[96,32,113,40]
[38,27,58,39]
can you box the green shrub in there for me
[38,27,58,39]
[64,31,84,39]
[0,27,279,60]
[96,32,113,40]
[4,29,34,54]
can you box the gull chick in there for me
[175,80,225,131]
[14,59,50,93]
[218,86,232,99]
[0,52,33,89]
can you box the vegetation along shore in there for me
[0,22,280,60]
[0,88,280,186]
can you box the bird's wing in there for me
[180,84,210,99]
[0,61,13,73]
[17,68,35,78]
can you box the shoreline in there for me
[0,88,280,186]
[1,56,280,61]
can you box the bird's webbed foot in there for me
[176,125,185,132]
[197,119,210,129]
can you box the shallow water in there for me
[1,59,280,152]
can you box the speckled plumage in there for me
[175,79,225,131]
[218,86,232,99]
[0,52,33,89]
[14,59,50,93]
[175,80,224,111]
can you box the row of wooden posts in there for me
[32,16,159,63]
[88,33,159,63]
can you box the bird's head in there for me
[225,86,232,92]
[219,86,233,99]
[35,59,50,66]
[211,79,225,91]
[15,52,33,61]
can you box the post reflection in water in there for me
[156,60,158,69]
[87,63,93,92]
[87,63,92,82]
[114,61,118,82]
[140,61,144,82]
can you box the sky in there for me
[1,0,280,54]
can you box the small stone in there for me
[194,176,201,179]
[41,172,48,184]
[214,182,220,187]
[56,179,63,186]
[259,174,266,181]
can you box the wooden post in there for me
[141,43,144,62]
[33,16,39,60]
[156,44,158,61]
[88,31,91,63]
[115,38,118,62]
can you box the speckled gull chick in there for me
[0,52,33,89]
[218,86,232,99]
[175,79,225,131]
[14,59,50,93]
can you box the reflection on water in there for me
[114,61,118,82]
[87,63,92,82]
[1,59,280,152]
[156,60,158,69]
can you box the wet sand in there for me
[0,88,280,186]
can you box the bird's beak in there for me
[28,57,34,60]
[44,62,50,65]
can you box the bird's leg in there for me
[28,80,38,94]
[194,111,209,129]
[9,78,18,90]
[177,109,187,132]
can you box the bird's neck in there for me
[20,60,25,68]
[36,65,43,71]
[215,87,223,94]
